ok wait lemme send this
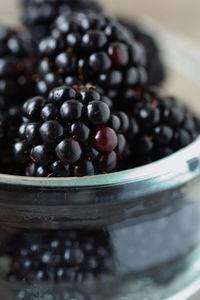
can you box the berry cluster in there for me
[119,19,165,86]
[5,229,113,284]
[0,106,23,174]
[0,1,198,177]
[0,27,38,173]
[0,27,36,109]
[36,11,147,99]
[123,89,200,167]
[20,0,165,86]
[21,0,103,40]
[14,85,134,177]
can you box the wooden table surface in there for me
[0,1,200,299]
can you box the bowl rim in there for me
[0,136,200,189]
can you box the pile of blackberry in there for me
[119,19,165,86]
[20,0,165,87]
[0,1,198,177]
[14,85,135,177]
[0,27,36,109]
[36,11,148,98]
[5,229,113,283]
[0,27,37,173]
[123,88,200,167]
[0,106,23,174]
[20,0,103,40]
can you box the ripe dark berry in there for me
[98,151,117,173]
[84,145,99,160]
[50,160,70,177]
[93,127,118,152]
[116,112,130,133]
[108,114,121,132]
[60,100,83,121]
[23,96,45,121]
[48,86,77,105]
[99,70,122,88]
[41,103,57,120]
[13,142,29,164]
[108,42,129,68]
[70,122,90,142]
[13,85,131,176]
[73,159,95,177]
[173,128,192,150]
[119,18,165,85]
[163,105,184,126]
[55,52,77,74]
[135,103,160,129]
[117,134,127,155]
[35,166,50,177]
[39,37,60,57]
[39,120,64,144]
[79,87,101,102]
[89,52,112,73]
[87,101,110,125]
[56,138,82,165]
[31,145,53,166]
[25,123,40,144]
[82,30,108,51]
[154,125,173,145]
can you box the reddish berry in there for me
[93,127,118,152]
[108,42,129,68]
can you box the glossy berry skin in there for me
[20,0,103,40]
[56,138,82,165]
[124,88,200,168]
[119,18,165,86]
[36,11,148,99]
[93,127,118,152]
[14,85,131,177]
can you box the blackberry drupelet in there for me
[119,19,165,86]
[123,88,200,167]
[20,0,103,40]
[5,229,113,284]
[13,85,133,177]
[36,11,148,99]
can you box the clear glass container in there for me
[0,22,200,300]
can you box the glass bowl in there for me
[0,21,200,300]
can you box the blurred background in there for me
[1,0,200,45]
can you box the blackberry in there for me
[5,229,113,284]
[0,107,24,174]
[36,11,148,100]
[123,88,200,167]
[13,85,132,177]
[119,19,165,86]
[0,27,38,174]
[20,0,103,40]
[0,26,37,109]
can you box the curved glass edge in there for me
[0,136,199,190]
